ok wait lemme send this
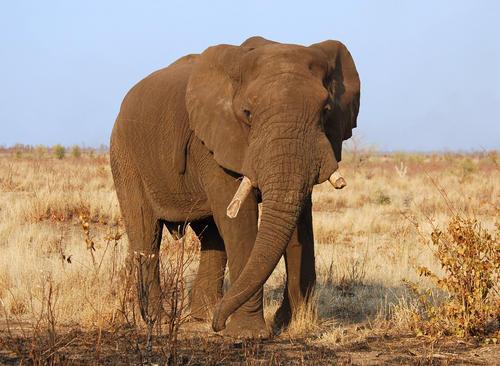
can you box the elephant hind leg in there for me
[112,153,163,322]
[130,209,163,323]
[190,217,227,321]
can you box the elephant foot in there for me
[190,291,220,322]
[190,309,212,323]
[189,302,213,322]
[272,304,292,332]
[223,312,270,339]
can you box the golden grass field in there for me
[0,145,498,364]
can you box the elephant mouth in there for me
[226,172,345,219]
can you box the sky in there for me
[0,1,499,151]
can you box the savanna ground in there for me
[0,143,498,365]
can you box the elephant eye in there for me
[243,109,251,120]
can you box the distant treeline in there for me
[1,143,109,153]
[0,143,109,159]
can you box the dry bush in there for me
[132,228,200,364]
[405,215,499,340]
[158,230,199,363]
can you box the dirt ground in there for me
[1,321,499,365]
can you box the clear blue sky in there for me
[1,1,499,151]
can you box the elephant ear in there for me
[186,45,250,174]
[310,40,360,162]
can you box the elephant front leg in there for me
[213,187,268,338]
[190,218,227,320]
[273,197,316,330]
[193,141,268,338]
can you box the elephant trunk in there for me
[213,139,312,332]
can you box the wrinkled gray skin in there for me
[110,36,360,338]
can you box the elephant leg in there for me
[191,140,267,338]
[112,158,163,323]
[274,196,316,330]
[127,207,163,323]
[214,190,267,338]
[190,218,227,320]
[200,179,266,337]
[213,189,267,338]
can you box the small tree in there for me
[34,144,48,159]
[71,145,81,158]
[53,144,65,160]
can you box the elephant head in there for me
[185,36,360,331]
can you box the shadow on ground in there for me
[1,324,498,365]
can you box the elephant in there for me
[110,36,360,338]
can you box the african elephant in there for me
[110,36,360,338]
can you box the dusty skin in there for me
[0,147,499,364]
[110,36,360,338]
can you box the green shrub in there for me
[405,215,500,339]
[487,150,498,165]
[53,144,65,159]
[34,144,48,159]
[393,151,405,163]
[71,145,82,158]
[374,190,391,205]
[407,154,425,164]
[460,157,475,173]
[455,157,476,182]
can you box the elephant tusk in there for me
[329,171,346,189]
[227,176,253,218]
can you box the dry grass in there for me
[0,148,498,364]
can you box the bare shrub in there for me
[159,229,199,363]
[3,275,67,365]
[394,161,408,178]
[133,225,199,365]
[405,215,499,340]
